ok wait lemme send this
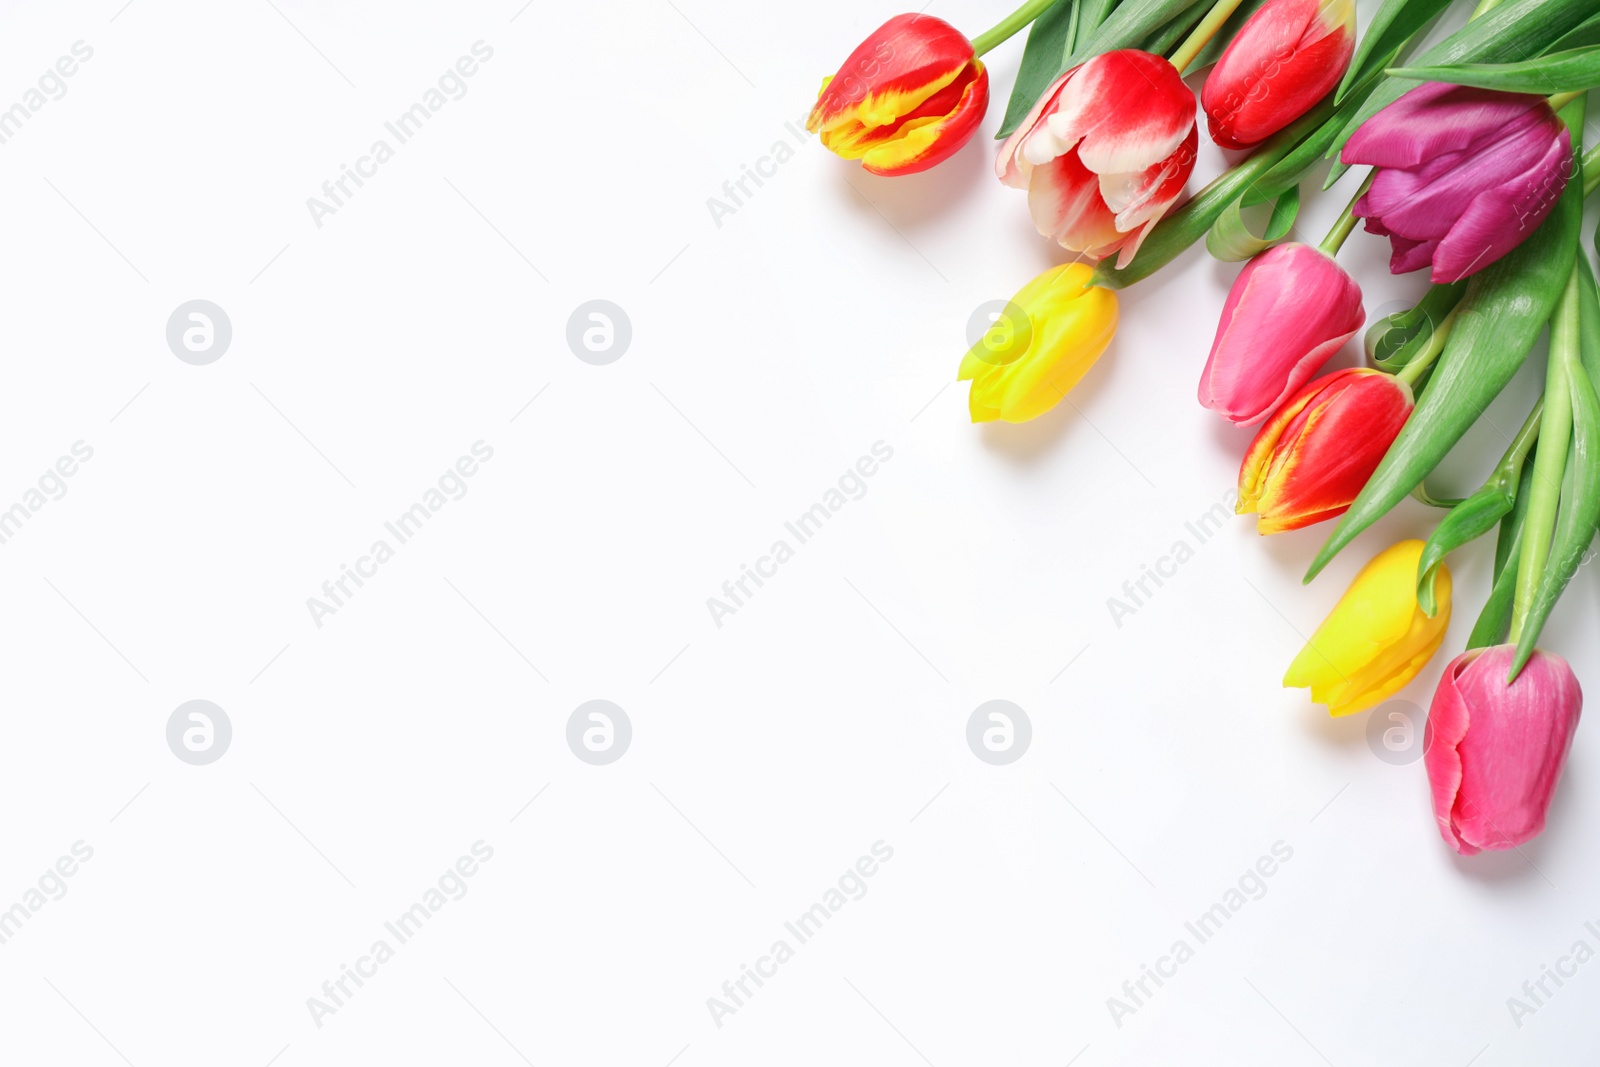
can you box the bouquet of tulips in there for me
[807,0,1600,855]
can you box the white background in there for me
[1,0,1598,1064]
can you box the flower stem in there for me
[971,0,1061,56]
[1548,90,1584,113]
[1394,307,1459,387]
[1317,171,1376,258]
[1468,0,1505,16]
[1169,0,1249,74]
[1586,141,1600,198]
[1509,266,1582,644]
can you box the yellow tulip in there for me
[958,262,1118,424]
[1283,540,1451,716]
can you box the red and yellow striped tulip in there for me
[1238,368,1412,534]
[807,14,988,177]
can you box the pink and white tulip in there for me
[1202,0,1356,150]
[997,49,1197,267]
[1197,242,1365,426]
[1341,83,1573,283]
[1424,645,1582,856]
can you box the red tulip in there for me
[1202,0,1356,150]
[1198,242,1365,426]
[1424,645,1582,855]
[996,49,1197,266]
[807,14,988,176]
[1237,368,1412,533]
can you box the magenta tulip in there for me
[1424,645,1582,856]
[1341,83,1573,283]
[1197,242,1365,426]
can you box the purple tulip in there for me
[1341,83,1572,284]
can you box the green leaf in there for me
[1365,282,1467,372]
[1205,187,1299,261]
[1511,338,1600,675]
[1578,253,1600,384]
[1182,0,1273,73]
[1470,460,1538,649]
[1325,0,1597,170]
[1336,0,1453,104]
[1067,0,1207,73]
[1389,45,1600,94]
[1303,102,1587,582]
[998,0,1080,140]
[1141,0,1210,60]
[1418,484,1514,617]
[1548,12,1600,53]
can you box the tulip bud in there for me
[1423,645,1582,855]
[807,14,989,177]
[1198,242,1365,426]
[1284,540,1451,716]
[1238,368,1412,533]
[958,263,1118,423]
[1341,83,1573,283]
[997,50,1197,267]
[1202,0,1356,150]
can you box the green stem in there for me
[1493,398,1545,493]
[971,0,1061,56]
[1169,0,1249,73]
[1548,90,1584,113]
[1583,142,1600,198]
[1394,307,1459,387]
[1317,171,1376,258]
[1509,267,1582,644]
[1468,0,1506,16]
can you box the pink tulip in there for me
[997,49,1197,267]
[1197,242,1365,426]
[1424,645,1582,856]
[1341,83,1573,283]
[1203,0,1356,150]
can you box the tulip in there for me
[807,14,988,177]
[1238,368,1412,533]
[1423,645,1581,855]
[958,262,1118,423]
[1202,0,1356,150]
[1341,83,1573,283]
[996,49,1197,267]
[1197,242,1365,426]
[1284,540,1451,716]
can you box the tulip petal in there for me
[860,63,989,176]
[1039,50,1196,176]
